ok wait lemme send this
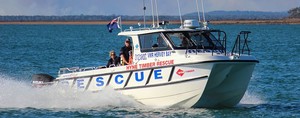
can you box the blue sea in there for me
[0,24,299,117]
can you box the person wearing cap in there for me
[106,50,120,67]
[120,38,132,65]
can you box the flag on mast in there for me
[107,17,120,33]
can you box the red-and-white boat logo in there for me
[176,69,195,76]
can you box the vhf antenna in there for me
[201,0,206,22]
[195,0,201,22]
[143,0,146,28]
[177,0,183,28]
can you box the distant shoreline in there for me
[0,19,300,25]
[209,18,300,24]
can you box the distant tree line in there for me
[0,11,291,22]
[184,11,288,20]
[288,7,300,18]
[0,15,181,22]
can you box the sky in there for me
[0,0,299,16]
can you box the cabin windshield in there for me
[189,32,224,50]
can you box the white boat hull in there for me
[120,75,208,108]
[54,60,257,108]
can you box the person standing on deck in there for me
[120,38,132,65]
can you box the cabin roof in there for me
[118,28,206,37]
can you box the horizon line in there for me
[0,10,289,17]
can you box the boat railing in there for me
[57,64,121,75]
[58,66,101,75]
[80,67,97,71]
[204,30,227,56]
[123,27,164,32]
[58,67,79,75]
[124,28,150,32]
[231,31,251,56]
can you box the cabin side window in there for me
[138,33,170,52]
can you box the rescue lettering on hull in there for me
[92,69,165,88]
[126,60,174,70]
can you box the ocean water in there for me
[0,24,299,117]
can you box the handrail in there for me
[231,31,251,56]
[123,27,162,32]
[206,30,227,56]
[80,67,96,71]
[58,67,80,75]
[58,66,97,75]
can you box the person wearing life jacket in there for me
[120,38,132,65]
[128,50,133,65]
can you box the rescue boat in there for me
[32,19,258,108]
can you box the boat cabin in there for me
[58,20,252,74]
[118,27,227,67]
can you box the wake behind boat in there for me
[32,1,258,108]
